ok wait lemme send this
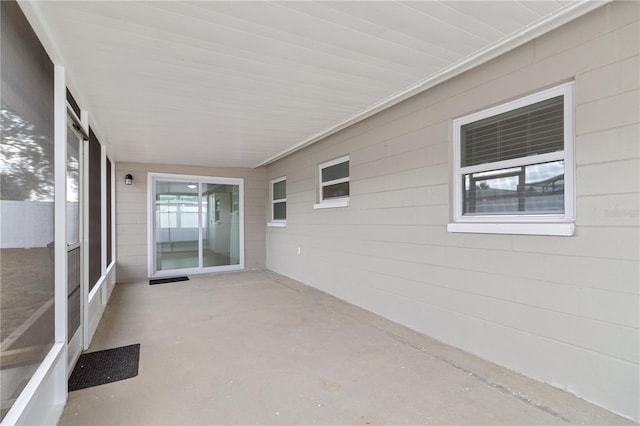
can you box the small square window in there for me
[269,177,286,225]
[315,155,350,209]
[449,83,575,236]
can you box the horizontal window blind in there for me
[461,96,564,167]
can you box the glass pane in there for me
[202,183,240,268]
[322,181,350,199]
[463,161,564,215]
[462,96,564,167]
[321,161,349,183]
[66,126,80,244]
[273,201,286,220]
[273,180,286,200]
[155,181,199,271]
[66,126,81,342]
[1,1,56,418]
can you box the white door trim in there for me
[147,172,245,278]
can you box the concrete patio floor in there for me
[59,270,633,425]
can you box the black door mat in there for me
[149,276,189,285]
[69,344,140,392]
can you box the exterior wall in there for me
[266,2,639,421]
[115,162,266,283]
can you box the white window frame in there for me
[268,176,287,227]
[314,155,350,209]
[448,82,575,236]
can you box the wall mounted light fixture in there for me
[124,174,133,185]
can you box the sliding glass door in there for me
[155,181,199,271]
[150,174,243,277]
[201,182,241,268]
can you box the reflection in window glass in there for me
[322,182,350,200]
[66,125,82,344]
[202,183,240,268]
[1,0,55,419]
[273,180,286,200]
[155,183,199,271]
[273,202,286,220]
[463,161,564,214]
[67,125,80,244]
[321,161,349,183]
[159,204,178,228]
[454,83,573,223]
[157,194,198,229]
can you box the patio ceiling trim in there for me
[255,0,609,168]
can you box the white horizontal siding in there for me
[115,162,266,283]
[266,2,639,421]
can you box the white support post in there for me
[81,112,90,350]
[100,142,107,304]
[53,66,67,353]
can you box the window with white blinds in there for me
[314,155,350,209]
[461,96,564,167]
[452,83,575,226]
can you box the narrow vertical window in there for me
[269,177,286,226]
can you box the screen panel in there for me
[88,128,102,290]
[0,0,55,420]
[106,157,112,266]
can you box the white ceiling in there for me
[27,1,602,168]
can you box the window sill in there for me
[267,222,286,228]
[314,199,349,209]
[447,222,574,236]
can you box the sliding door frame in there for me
[147,172,244,278]
[65,112,85,375]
